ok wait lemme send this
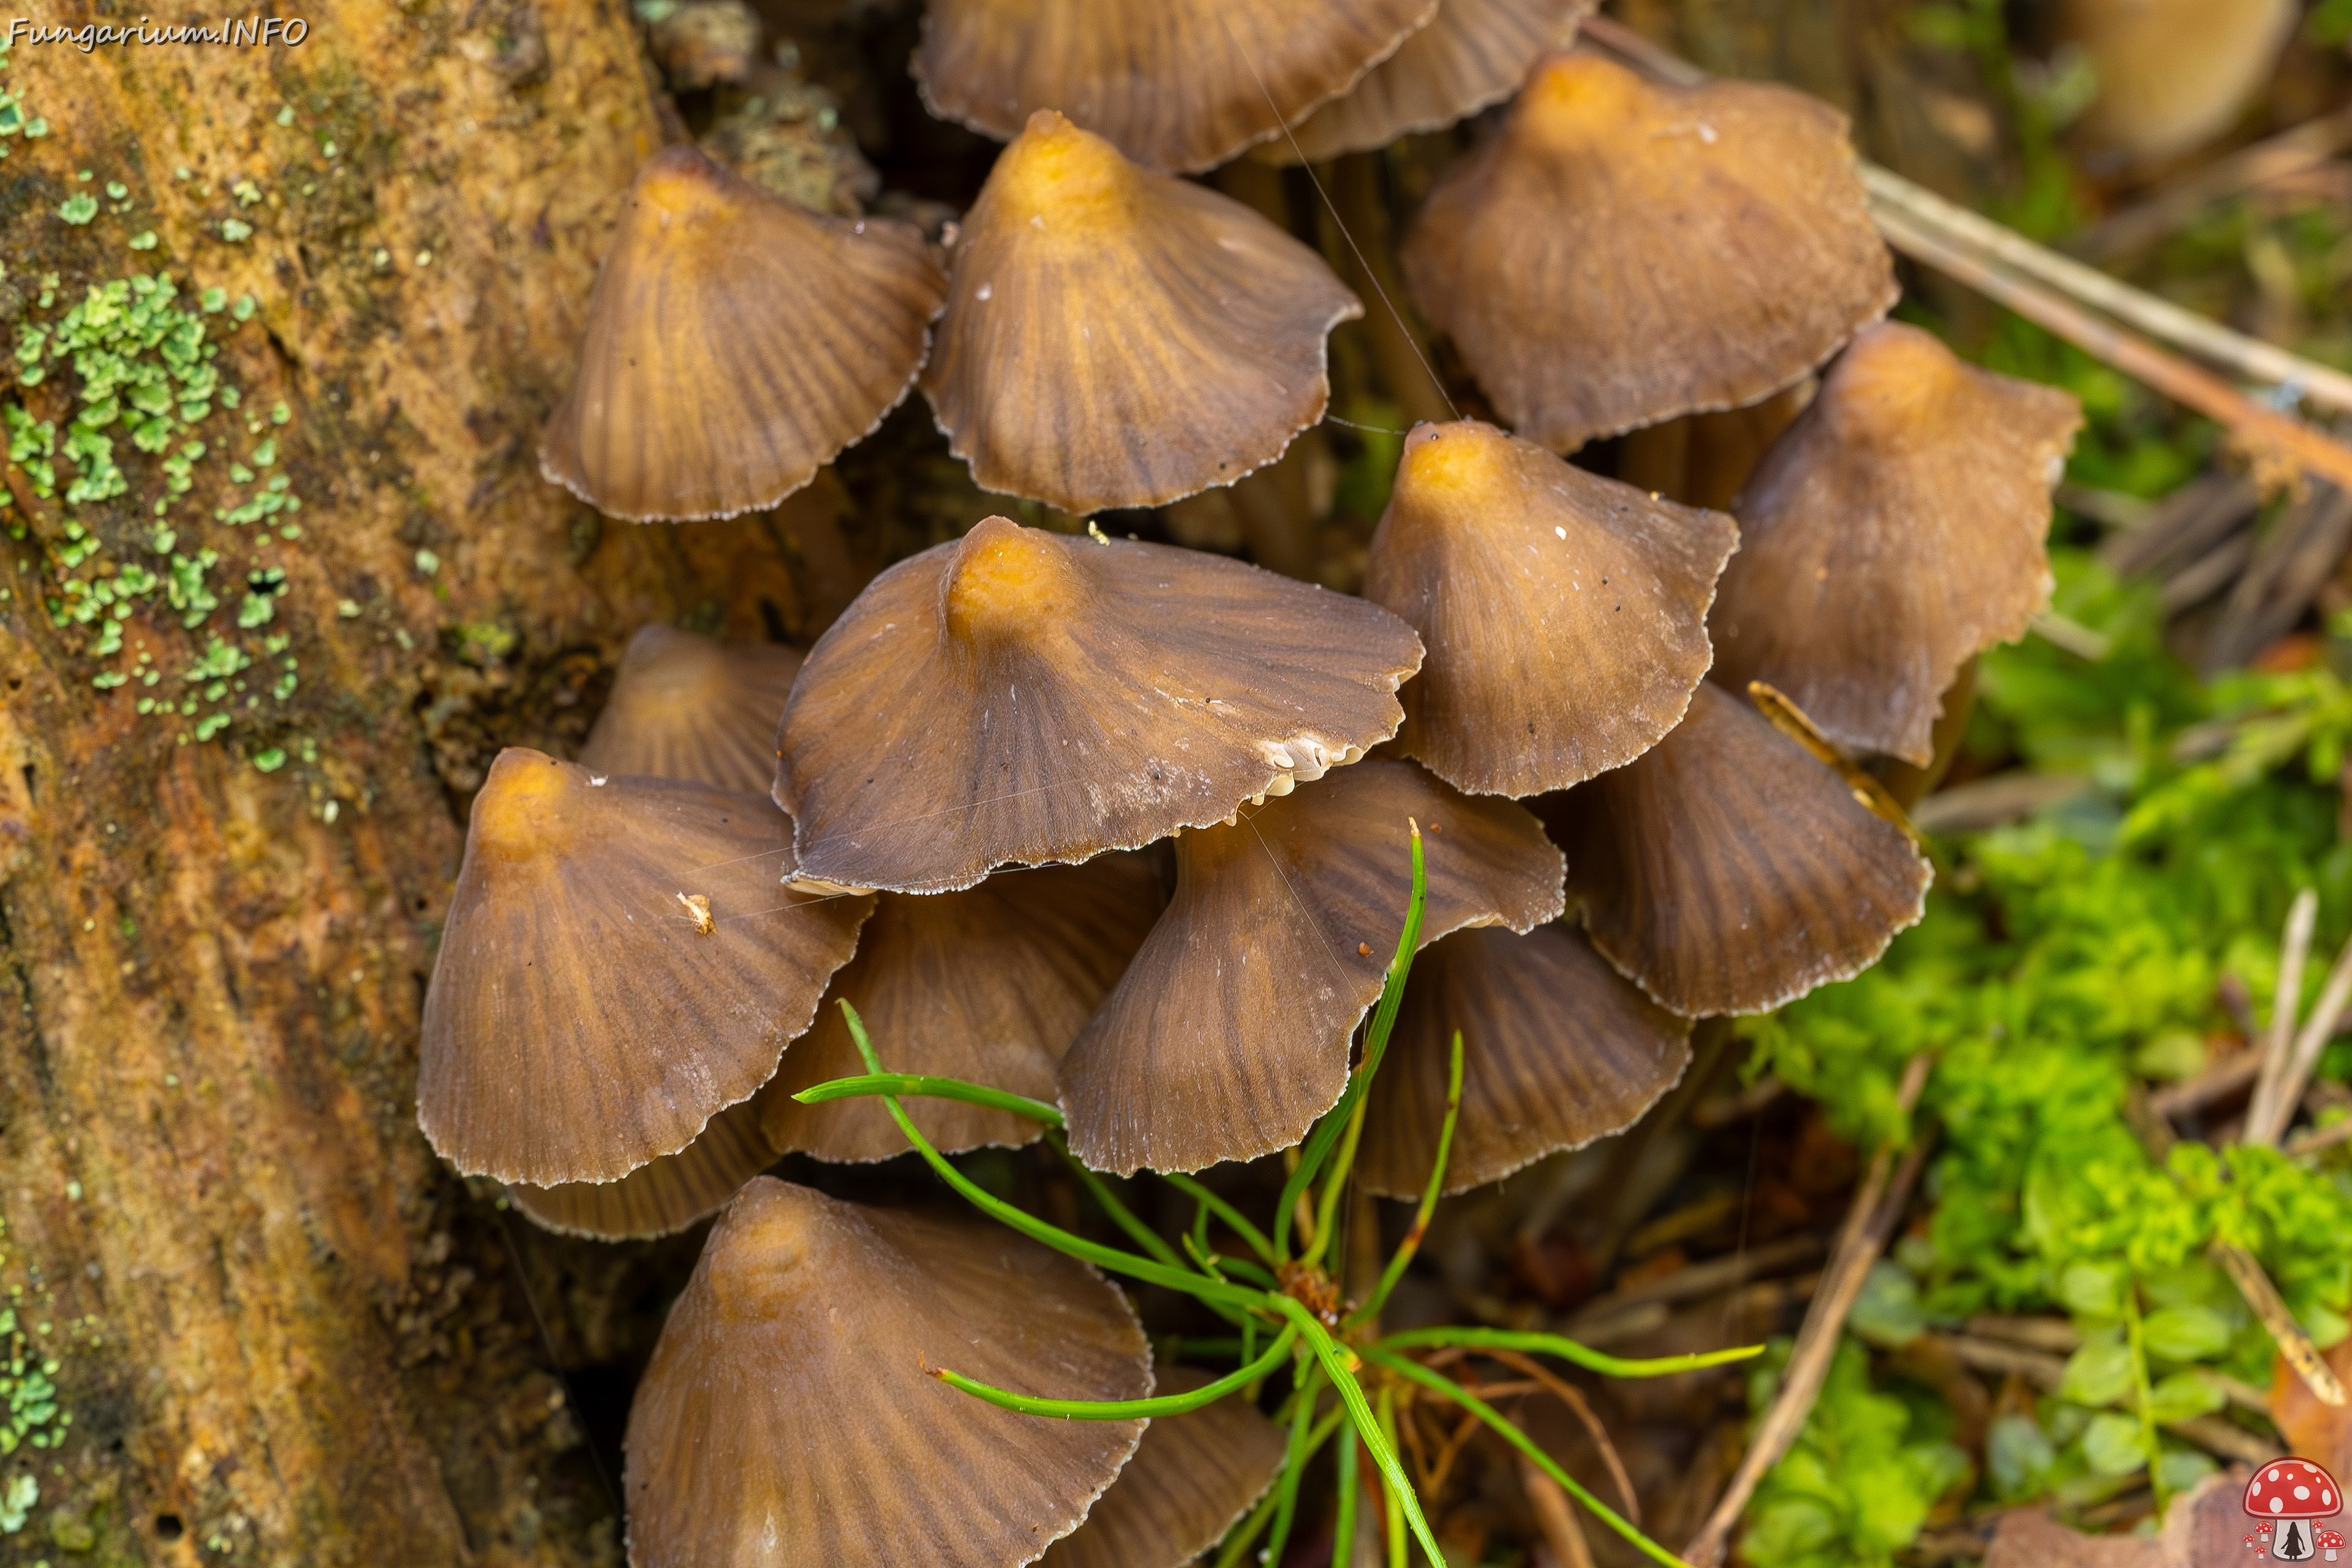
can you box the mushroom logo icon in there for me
[2245,1460,2343,1561]
[2320,1528,2345,1560]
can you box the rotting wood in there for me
[0,9,856,1561]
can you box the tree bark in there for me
[0,6,842,1561]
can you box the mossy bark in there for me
[0,6,843,1562]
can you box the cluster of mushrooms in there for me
[422,2,2084,1562]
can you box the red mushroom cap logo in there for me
[2247,1460,2343,1520]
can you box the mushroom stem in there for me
[1329,152,1455,429]
[1681,1052,1937,1568]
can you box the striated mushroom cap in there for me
[418,749,872,1185]
[764,856,1165,1161]
[1058,760,1563,1176]
[922,113,1362,514]
[913,0,1438,173]
[1040,1366,1289,1568]
[579,624,804,796]
[1359,922,1691,1198]
[625,1178,1151,1568]
[1400,51,1895,452]
[510,1090,778,1241]
[1709,322,2083,766]
[540,145,947,522]
[1276,0,1591,164]
[1543,682,1929,1017]
[1364,419,1737,797]
[775,516,1423,893]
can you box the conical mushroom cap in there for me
[540,145,948,522]
[913,0,1438,173]
[1276,0,1591,164]
[1039,1366,1288,1568]
[921,113,1363,514]
[1364,419,1738,796]
[510,1088,778,1241]
[1058,760,1564,1175]
[764,856,1166,1161]
[775,516,1423,893]
[1359,923,1691,1198]
[1709,323,2083,766]
[418,750,873,1185]
[1544,683,1929,1017]
[579,624,804,796]
[1400,51,1896,452]
[625,1178,1151,1568]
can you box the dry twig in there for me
[1683,1055,1936,1567]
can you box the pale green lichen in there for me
[55,195,94,226]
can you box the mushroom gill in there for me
[1358,922,1692,1198]
[1400,51,1895,451]
[1542,682,1930,1018]
[1708,321,2084,766]
[1276,0,1591,164]
[417,748,872,1186]
[922,111,1362,514]
[540,144,946,522]
[1058,760,1564,1177]
[579,624,803,797]
[763,854,1166,1162]
[1364,418,1738,797]
[625,1177,1151,1567]
[912,0,1438,173]
[774,515,1423,893]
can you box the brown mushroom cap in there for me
[764,856,1166,1161]
[540,144,947,522]
[1058,760,1564,1176]
[1400,51,1896,452]
[775,516,1423,894]
[579,624,804,796]
[1358,922,1691,1198]
[1275,0,1591,164]
[921,112,1362,514]
[913,0,1438,173]
[625,1177,1151,1568]
[1709,322,2084,767]
[1543,682,1929,1017]
[418,749,872,1185]
[1039,1366,1288,1568]
[510,1088,778,1241]
[1364,419,1738,797]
